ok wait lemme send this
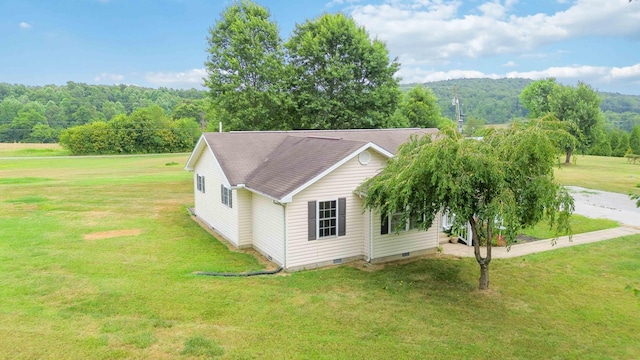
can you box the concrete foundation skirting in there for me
[369,248,437,264]
[285,255,366,272]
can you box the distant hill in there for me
[402,78,640,129]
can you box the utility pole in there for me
[452,85,463,134]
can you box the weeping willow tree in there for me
[360,125,574,290]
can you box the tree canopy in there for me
[204,0,286,131]
[520,79,604,163]
[394,85,444,129]
[361,125,574,290]
[285,13,401,129]
[59,105,200,155]
[204,2,401,131]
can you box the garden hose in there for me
[195,267,283,277]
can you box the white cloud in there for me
[398,66,501,83]
[609,64,640,79]
[326,0,361,8]
[94,73,125,82]
[144,68,207,87]
[19,22,32,29]
[502,61,517,67]
[349,0,640,65]
[398,63,640,88]
[505,65,610,81]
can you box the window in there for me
[221,185,232,208]
[307,198,346,240]
[318,200,337,238]
[196,174,205,193]
[381,212,421,234]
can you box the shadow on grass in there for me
[373,257,477,293]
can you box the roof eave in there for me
[184,134,207,171]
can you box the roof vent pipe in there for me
[219,122,222,133]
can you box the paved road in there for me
[567,186,640,227]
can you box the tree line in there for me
[413,78,640,131]
[58,105,201,155]
[0,82,206,144]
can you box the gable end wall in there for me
[193,147,239,246]
[285,152,388,269]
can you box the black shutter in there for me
[220,184,224,204]
[338,198,346,236]
[380,214,389,234]
[229,188,232,208]
[196,174,200,191]
[201,176,205,193]
[308,201,316,241]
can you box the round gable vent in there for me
[358,150,371,165]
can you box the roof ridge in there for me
[225,128,424,134]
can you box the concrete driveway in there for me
[567,186,640,227]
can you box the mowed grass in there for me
[554,154,640,194]
[1,150,640,359]
[521,214,619,240]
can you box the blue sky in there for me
[2,0,639,94]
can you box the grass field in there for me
[1,149,639,359]
[0,142,70,157]
[554,154,640,194]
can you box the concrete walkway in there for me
[440,226,640,259]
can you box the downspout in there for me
[368,209,373,262]
[282,203,287,270]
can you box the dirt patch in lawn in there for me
[84,229,143,240]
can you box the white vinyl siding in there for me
[193,147,239,246]
[252,193,285,265]
[371,210,439,259]
[363,209,372,261]
[237,189,253,247]
[285,151,388,269]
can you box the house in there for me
[184,128,441,271]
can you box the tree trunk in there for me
[479,263,490,290]
[470,218,492,290]
[565,148,573,164]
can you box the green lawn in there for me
[554,154,640,194]
[1,151,639,359]
[520,214,619,240]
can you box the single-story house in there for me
[184,128,442,271]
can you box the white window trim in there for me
[317,199,338,239]
[383,212,422,235]
[389,212,410,233]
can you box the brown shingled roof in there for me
[200,128,436,200]
[245,136,368,200]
